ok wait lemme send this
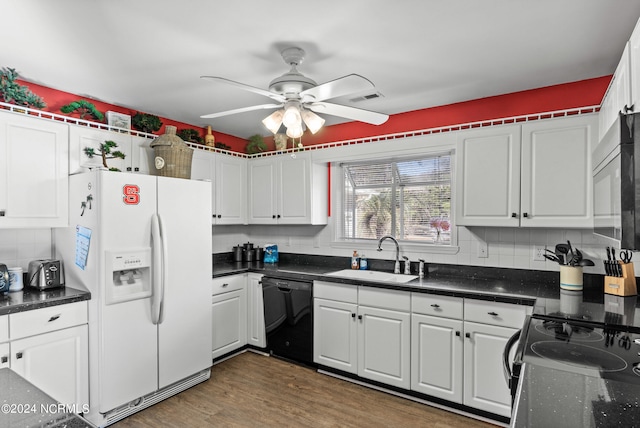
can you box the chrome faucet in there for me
[377,235,400,274]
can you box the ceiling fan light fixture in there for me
[282,104,302,129]
[286,124,304,139]
[301,109,325,134]
[262,109,284,134]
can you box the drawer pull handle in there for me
[221,283,229,288]
[48,315,61,322]
[430,304,440,308]
[16,352,23,359]
[488,311,498,317]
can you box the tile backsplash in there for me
[213,222,612,275]
[0,229,53,270]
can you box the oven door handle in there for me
[503,329,521,388]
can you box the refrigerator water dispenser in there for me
[105,249,152,305]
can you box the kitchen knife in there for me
[611,248,621,277]
[605,247,612,275]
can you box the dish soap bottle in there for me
[351,251,360,269]
[359,254,368,270]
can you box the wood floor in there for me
[113,351,498,428]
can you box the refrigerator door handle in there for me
[158,214,168,324]
[151,214,163,325]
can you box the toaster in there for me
[28,259,65,290]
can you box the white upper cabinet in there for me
[455,124,522,227]
[248,152,328,225]
[456,114,596,228]
[69,125,154,174]
[0,111,69,228]
[600,16,640,140]
[599,43,632,141]
[520,115,594,228]
[631,18,640,113]
[191,150,247,225]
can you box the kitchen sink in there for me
[325,269,418,284]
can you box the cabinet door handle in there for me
[465,333,471,339]
[351,313,356,319]
[0,210,5,217]
[523,213,528,218]
[624,104,635,113]
[430,304,440,308]
[272,215,276,219]
[1,356,7,364]
[126,167,132,172]
[358,315,363,320]
[217,214,222,218]
[455,331,461,337]
[488,311,498,317]
[48,314,61,322]
[511,212,518,218]
[134,167,140,172]
[16,352,23,359]
[277,215,281,219]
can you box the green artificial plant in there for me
[131,112,162,133]
[0,67,46,109]
[177,128,203,144]
[60,99,104,121]
[84,140,126,171]
[246,134,267,154]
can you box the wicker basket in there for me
[150,125,194,179]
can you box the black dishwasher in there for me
[262,276,314,366]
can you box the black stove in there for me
[521,316,640,384]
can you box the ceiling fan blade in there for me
[300,74,375,102]
[201,76,286,102]
[308,102,389,125]
[200,103,281,119]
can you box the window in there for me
[340,153,452,245]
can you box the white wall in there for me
[0,229,53,270]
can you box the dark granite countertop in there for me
[0,368,95,427]
[0,286,91,316]
[512,363,640,428]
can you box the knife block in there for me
[604,262,637,296]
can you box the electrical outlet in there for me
[477,242,488,258]
[533,246,546,261]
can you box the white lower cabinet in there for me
[11,325,89,408]
[410,293,464,403]
[315,281,532,420]
[0,315,9,369]
[7,301,89,408]
[313,281,411,389]
[462,299,530,418]
[211,274,247,359]
[247,273,266,348]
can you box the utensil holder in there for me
[560,266,583,290]
[604,262,637,296]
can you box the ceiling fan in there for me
[200,47,389,138]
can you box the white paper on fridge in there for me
[75,225,92,270]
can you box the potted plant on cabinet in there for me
[60,100,104,121]
[246,134,267,154]
[0,67,46,109]
[131,112,162,133]
[84,140,126,171]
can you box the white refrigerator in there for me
[55,170,212,427]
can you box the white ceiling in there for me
[4,1,640,139]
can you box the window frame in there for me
[332,150,458,253]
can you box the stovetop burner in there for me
[531,341,628,372]
[535,320,604,342]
